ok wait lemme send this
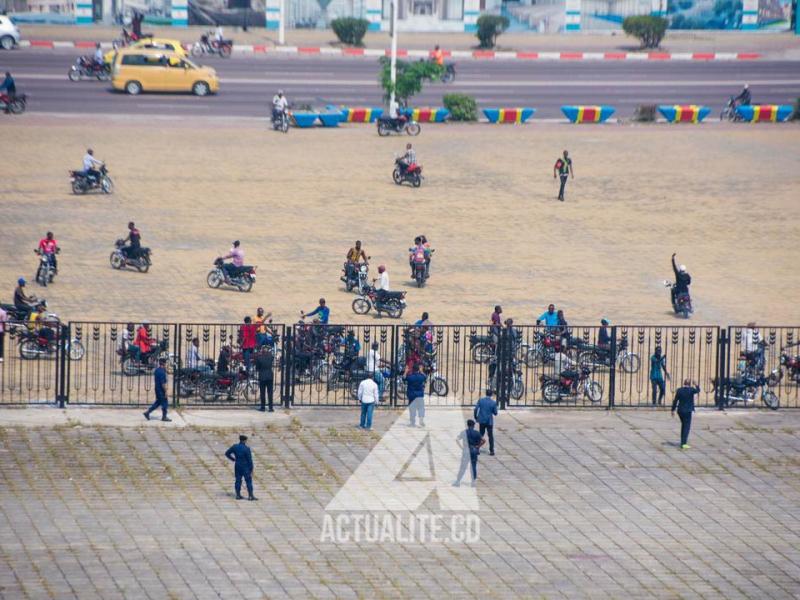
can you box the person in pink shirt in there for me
[219,240,245,282]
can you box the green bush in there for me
[378,57,443,106]
[475,15,510,49]
[443,93,478,121]
[331,17,370,46]
[622,15,668,49]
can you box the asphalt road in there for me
[4,49,800,119]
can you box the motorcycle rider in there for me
[432,44,444,67]
[344,240,368,283]
[409,236,427,278]
[374,265,390,299]
[29,303,55,342]
[13,278,38,320]
[219,240,244,282]
[254,307,274,347]
[272,90,289,125]
[93,43,104,68]
[82,148,103,185]
[536,304,559,328]
[398,143,416,176]
[302,298,330,325]
[0,71,16,98]
[733,83,751,107]
[670,253,691,309]
[187,337,212,373]
[122,221,142,261]
[598,318,611,349]
[134,322,154,362]
[36,231,59,277]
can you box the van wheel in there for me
[0,36,14,51]
[125,80,142,95]
[192,81,210,96]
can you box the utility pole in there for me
[279,0,285,45]
[389,0,398,110]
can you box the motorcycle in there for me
[207,258,256,292]
[341,262,370,294]
[526,331,567,366]
[68,56,111,82]
[712,375,779,410]
[352,286,406,319]
[110,239,152,273]
[540,366,603,404]
[120,339,174,376]
[34,248,59,287]
[0,300,46,324]
[0,92,26,115]
[376,115,421,137]
[664,281,692,318]
[192,32,233,58]
[70,164,114,195]
[197,369,257,402]
[112,28,153,49]
[470,330,532,365]
[175,360,215,397]
[17,323,85,361]
[488,359,525,400]
[768,343,800,387]
[393,157,423,188]
[272,108,290,133]
[576,338,641,374]
[440,63,456,83]
[720,96,745,122]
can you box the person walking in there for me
[553,150,574,202]
[254,346,275,412]
[143,358,171,422]
[357,374,380,430]
[671,379,700,449]
[649,346,670,405]
[225,435,257,501]
[453,419,485,487]
[405,362,427,427]
[474,389,498,456]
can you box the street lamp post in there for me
[389,0,398,110]
[279,0,286,45]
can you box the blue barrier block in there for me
[291,112,319,128]
[482,108,536,123]
[318,113,343,127]
[561,105,615,123]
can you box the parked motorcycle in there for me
[341,262,370,294]
[541,366,603,404]
[68,56,111,82]
[352,286,406,319]
[17,324,85,361]
[377,115,421,137]
[0,92,26,115]
[664,281,692,318]
[488,359,525,400]
[576,338,640,374]
[712,375,779,410]
[526,331,567,366]
[34,248,59,287]
[393,157,423,188]
[720,96,745,122]
[121,339,174,376]
[109,239,151,273]
[197,369,257,402]
[767,343,800,387]
[192,32,233,58]
[175,361,215,397]
[70,164,114,195]
[207,258,256,292]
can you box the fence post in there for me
[608,326,617,409]
[715,328,728,409]
[497,327,510,410]
[173,324,181,408]
[56,322,68,408]
[281,329,293,408]
[391,325,399,407]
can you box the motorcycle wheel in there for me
[471,343,493,364]
[511,376,525,400]
[441,71,455,84]
[352,297,371,315]
[377,123,390,137]
[191,44,203,57]
[121,357,139,376]
[542,382,561,404]
[8,99,25,115]
[37,268,47,287]
[110,252,124,269]
[762,390,779,410]
[72,180,86,195]
[199,381,217,402]
[392,169,402,185]
[19,339,39,360]
[207,270,223,288]
[178,377,196,398]
[101,177,114,194]
[524,346,542,368]
[280,117,289,133]
[219,45,232,58]
[136,261,150,274]
[68,340,86,361]
[238,278,253,293]
[97,70,111,82]
[767,369,783,387]
[415,273,424,288]
[619,353,641,374]
[578,350,597,371]
[241,379,258,401]
[349,378,360,401]
[411,173,421,188]
[405,122,421,136]
[68,68,81,82]
[387,304,403,319]
[681,308,690,319]
[431,375,448,397]
[585,381,603,404]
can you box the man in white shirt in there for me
[553,350,575,379]
[82,148,103,182]
[272,90,288,122]
[215,24,224,43]
[357,375,380,430]
[187,337,211,372]
[742,322,759,353]
[93,43,104,66]
[374,265,390,297]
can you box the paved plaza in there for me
[0,406,798,599]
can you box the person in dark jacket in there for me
[225,435,257,500]
[671,379,700,449]
[254,347,274,412]
[454,419,485,487]
[671,253,692,306]
[405,362,427,427]
[473,389,498,456]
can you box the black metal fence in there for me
[1,321,798,410]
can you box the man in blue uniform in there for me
[671,379,700,449]
[225,434,257,501]
[143,358,171,422]
[454,419,485,487]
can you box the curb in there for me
[17,40,763,61]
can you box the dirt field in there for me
[1,116,799,327]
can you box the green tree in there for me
[378,57,443,107]
[622,15,668,49]
[475,15,510,49]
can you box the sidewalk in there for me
[14,24,800,59]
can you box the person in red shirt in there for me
[134,322,154,358]
[239,316,257,372]
[37,231,60,276]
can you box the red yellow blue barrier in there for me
[482,108,536,124]
[339,107,384,123]
[657,105,711,123]
[735,105,793,123]
[561,105,615,123]
[401,107,450,123]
